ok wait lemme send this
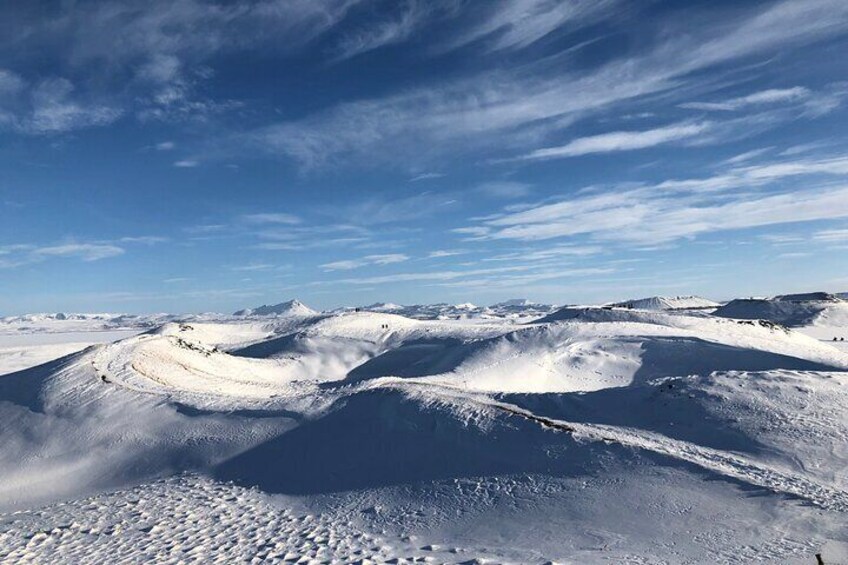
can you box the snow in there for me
[233,299,317,317]
[352,300,558,321]
[715,292,848,327]
[0,330,139,376]
[2,299,848,563]
[607,295,720,311]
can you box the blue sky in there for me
[2,0,848,314]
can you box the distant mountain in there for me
[773,292,842,302]
[491,298,535,307]
[607,296,719,311]
[363,302,403,312]
[350,300,557,320]
[233,300,317,317]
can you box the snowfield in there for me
[1,297,848,563]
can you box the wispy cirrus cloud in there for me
[1,242,124,268]
[0,76,122,134]
[0,0,365,130]
[330,0,445,61]
[513,121,710,161]
[680,87,811,111]
[467,154,848,245]
[0,234,170,269]
[34,243,125,261]
[814,228,848,242]
[240,213,302,225]
[439,0,620,53]
[321,253,409,271]
[474,181,533,199]
[253,0,848,169]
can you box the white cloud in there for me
[119,236,169,245]
[475,181,532,199]
[814,228,848,242]
[484,245,602,262]
[481,184,848,245]
[326,265,530,285]
[240,213,302,225]
[435,267,615,289]
[680,87,810,111]
[321,253,409,271]
[0,69,25,93]
[11,78,123,134]
[231,263,275,272]
[441,0,619,53]
[333,192,458,225]
[452,226,491,238]
[516,122,709,161]
[428,249,467,258]
[462,153,848,245]
[173,159,198,167]
[252,0,848,168]
[34,243,125,261]
[156,141,175,150]
[721,148,772,165]
[409,172,445,182]
[331,1,434,61]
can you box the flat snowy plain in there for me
[1,295,847,564]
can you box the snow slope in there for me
[2,307,848,563]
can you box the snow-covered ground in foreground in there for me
[2,300,848,563]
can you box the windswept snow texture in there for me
[2,303,848,563]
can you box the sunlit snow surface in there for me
[2,301,848,563]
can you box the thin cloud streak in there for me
[515,122,710,161]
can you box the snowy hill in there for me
[714,292,848,327]
[607,295,720,311]
[233,299,317,317]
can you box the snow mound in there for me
[714,293,848,327]
[607,295,719,311]
[233,299,316,317]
